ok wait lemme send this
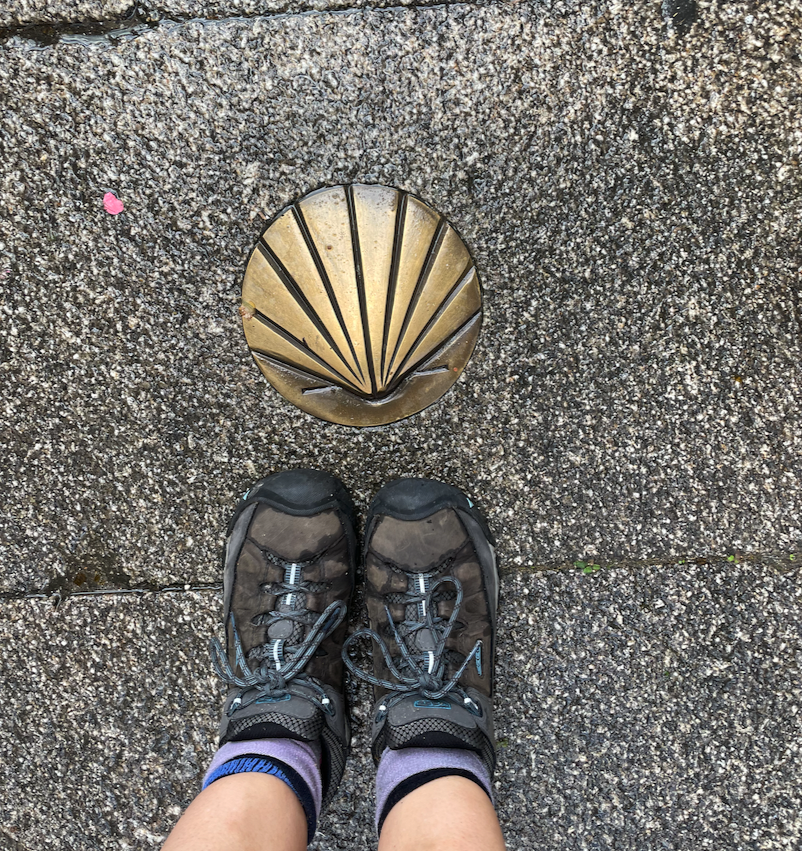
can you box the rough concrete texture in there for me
[1,1,800,595]
[0,563,799,850]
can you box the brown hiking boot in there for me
[343,478,498,775]
[209,469,357,807]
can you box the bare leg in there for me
[379,775,506,851]
[162,773,307,851]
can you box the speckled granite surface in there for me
[1,1,495,31]
[1,563,799,849]
[1,1,800,595]
[1,0,131,28]
[1,2,800,848]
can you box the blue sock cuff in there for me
[203,755,317,843]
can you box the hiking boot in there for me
[209,469,357,807]
[343,478,498,775]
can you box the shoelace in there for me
[210,599,347,716]
[342,573,482,705]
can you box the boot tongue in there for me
[402,573,436,653]
[267,569,307,642]
[267,619,295,640]
[267,605,305,642]
[415,628,436,652]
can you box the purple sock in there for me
[203,739,322,842]
[375,747,494,834]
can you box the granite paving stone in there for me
[2,1,800,850]
[496,563,802,850]
[0,1,483,31]
[0,562,798,849]
[2,1,800,595]
[0,1,707,31]
[1,1,132,29]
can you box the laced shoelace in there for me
[210,577,347,717]
[343,572,482,708]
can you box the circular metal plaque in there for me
[241,184,482,426]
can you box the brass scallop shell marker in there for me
[241,185,482,426]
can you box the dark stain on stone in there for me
[45,534,131,597]
[662,0,698,37]
[0,3,156,47]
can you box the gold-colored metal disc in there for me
[241,184,482,426]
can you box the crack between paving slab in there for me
[2,552,797,603]
[502,550,800,577]
[0,0,479,46]
[0,581,222,604]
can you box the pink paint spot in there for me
[103,192,125,215]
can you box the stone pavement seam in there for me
[3,558,797,604]
[1,0,483,43]
[0,581,222,602]
[0,0,703,38]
